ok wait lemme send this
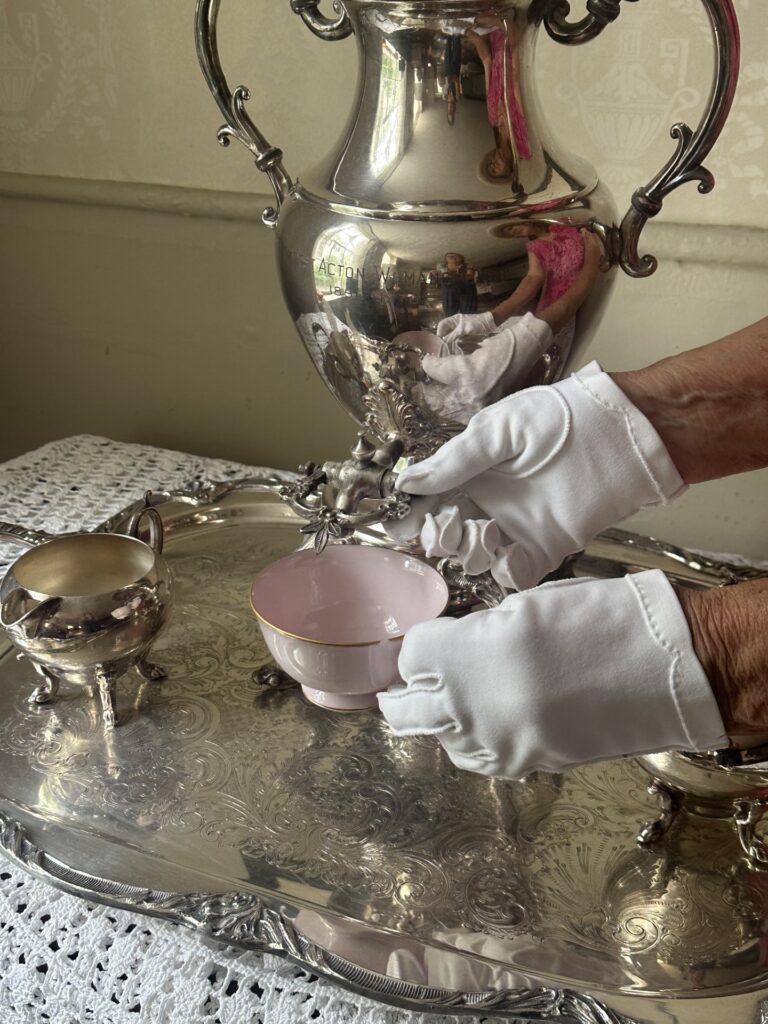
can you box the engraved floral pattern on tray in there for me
[1,492,768,1000]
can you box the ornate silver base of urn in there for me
[637,747,768,872]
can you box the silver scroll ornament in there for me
[0,810,640,1023]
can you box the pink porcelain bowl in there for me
[250,545,449,711]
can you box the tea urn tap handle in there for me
[546,0,740,278]
[278,436,410,553]
[195,0,295,228]
[290,0,352,41]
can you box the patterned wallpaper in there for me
[542,0,767,227]
[0,0,765,229]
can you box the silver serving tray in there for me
[1,479,768,1024]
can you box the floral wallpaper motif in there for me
[0,0,765,230]
[553,9,702,186]
[0,0,117,162]
[544,0,767,226]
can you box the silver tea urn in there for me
[194,0,768,873]
[196,0,739,452]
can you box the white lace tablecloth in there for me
[0,436,490,1024]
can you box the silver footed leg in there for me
[28,663,60,706]
[137,656,166,683]
[637,779,681,847]
[96,671,118,729]
[252,664,296,691]
[734,799,768,871]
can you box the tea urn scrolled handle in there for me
[619,0,740,276]
[543,0,640,46]
[195,0,295,228]
[547,0,741,278]
[290,0,352,41]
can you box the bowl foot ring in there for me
[300,686,378,712]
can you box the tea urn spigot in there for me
[279,434,411,552]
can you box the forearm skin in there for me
[677,580,768,736]
[620,321,768,737]
[492,272,544,324]
[613,318,768,484]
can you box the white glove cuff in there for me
[572,361,687,503]
[627,570,728,752]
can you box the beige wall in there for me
[2,0,766,225]
[0,0,767,557]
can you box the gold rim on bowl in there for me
[248,567,449,649]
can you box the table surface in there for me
[0,435,475,1024]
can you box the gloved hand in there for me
[378,571,727,778]
[436,311,498,348]
[397,361,686,590]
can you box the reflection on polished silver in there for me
[26,658,60,706]
[635,743,768,872]
[636,779,682,848]
[279,434,411,552]
[0,522,53,548]
[252,663,297,691]
[196,0,739,447]
[0,811,639,1024]
[0,495,171,728]
[3,479,768,1021]
[735,801,768,872]
[576,527,768,587]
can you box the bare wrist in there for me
[676,581,768,736]
[611,321,768,485]
[611,367,693,483]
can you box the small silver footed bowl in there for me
[0,499,172,728]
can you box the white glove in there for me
[436,311,498,347]
[378,571,727,779]
[397,361,686,591]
